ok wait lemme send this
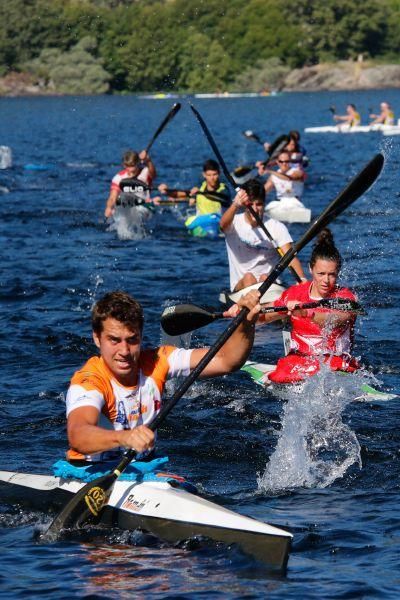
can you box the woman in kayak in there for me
[260,228,360,384]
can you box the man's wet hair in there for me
[122,150,139,167]
[92,291,144,335]
[202,159,220,172]
[242,178,265,202]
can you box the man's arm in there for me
[139,150,156,180]
[219,189,248,232]
[105,188,119,218]
[189,290,261,377]
[67,406,154,455]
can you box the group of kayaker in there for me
[333,101,395,127]
[66,115,359,465]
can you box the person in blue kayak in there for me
[65,289,261,463]
[220,179,306,292]
[157,159,231,236]
[104,149,156,218]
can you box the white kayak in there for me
[0,469,292,569]
[241,360,399,402]
[219,282,285,305]
[305,123,400,134]
[265,197,311,223]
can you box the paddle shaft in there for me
[144,103,181,154]
[189,105,301,283]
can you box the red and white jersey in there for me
[66,346,192,461]
[274,281,357,356]
[110,166,152,194]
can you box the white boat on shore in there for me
[0,469,292,569]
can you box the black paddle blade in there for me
[44,472,117,538]
[242,130,263,145]
[329,105,336,115]
[161,303,221,335]
[146,102,181,153]
[233,164,254,177]
[268,134,289,159]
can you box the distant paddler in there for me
[157,158,230,214]
[219,179,306,294]
[333,103,361,128]
[104,149,156,218]
[369,102,395,126]
[157,159,231,237]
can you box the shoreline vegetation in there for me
[2,1,400,97]
[1,60,400,97]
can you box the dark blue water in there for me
[0,90,399,598]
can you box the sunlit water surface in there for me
[0,90,399,598]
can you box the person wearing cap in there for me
[104,150,156,218]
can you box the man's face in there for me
[203,169,220,188]
[277,153,290,172]
[247,198,265,226]
[124,164,140,178]
[93,317,142,386]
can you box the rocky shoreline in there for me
[1,61,400,96]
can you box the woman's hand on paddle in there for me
[223,289,261,322]
[119,425,155,453]
[286,300,308,317]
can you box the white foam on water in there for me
[109,205,150,240]
[257,362,372,493]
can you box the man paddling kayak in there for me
[66,290,261,463]
[258,229,359,383]
[158,158,230,216]
[104,150,156,218]
[220,179,306,292]
[369,102,395,126]
[333,104,361,128]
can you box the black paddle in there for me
[45,149,383,538]
[160,298,366,336]
[329,105,336,116]
[233,133,289,179]
[144,102,181,154]
[242,130,264,146]
[117,188,231,208]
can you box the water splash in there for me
[257,363,368,493]
[108,205,151,240]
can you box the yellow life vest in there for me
[195,181,228,215]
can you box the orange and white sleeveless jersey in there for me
[66,345,192,461]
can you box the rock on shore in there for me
[283,61,400,91]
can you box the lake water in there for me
[0,89,399,598]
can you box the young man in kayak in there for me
[258,229,359,384]
[333,104,361,127]
[369,102,395,126]
[260,150,306,205]
[157,159,230,216]
[66,289,261,463]
[104,149,156,218]
[220,179,306,292]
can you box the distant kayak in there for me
[185,212,221,238]
[23,163,56,171]
[305,123,400,134]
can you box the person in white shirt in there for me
[219,179,306,292]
